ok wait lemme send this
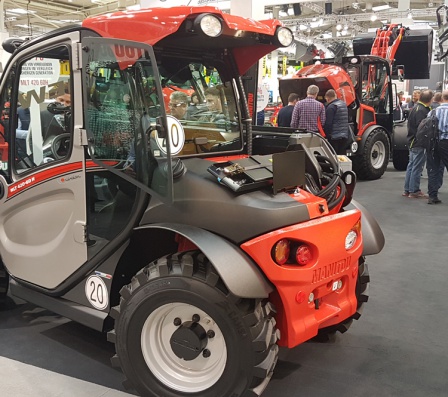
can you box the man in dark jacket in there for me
[323,89,349,154]
[403,89,433,198]
[277,93,298,127]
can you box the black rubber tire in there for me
[392,149,409,171]
[315,256,370,342]
[352,129,390,180]
[0,259,9,307]
[108,251,279,397]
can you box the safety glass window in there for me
[82,38,173,202]
[160,62,242,155]
[13,47,72,174]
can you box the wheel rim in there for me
[141,302,227,393]
[370,139,386,169]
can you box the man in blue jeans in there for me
[403,90,433,198]
[427,90,448,204]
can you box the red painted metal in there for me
[82,6,283,75]
[241,209,363,348]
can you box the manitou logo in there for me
[113,45,144,62]
[312,257,351,284]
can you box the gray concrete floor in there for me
[1,165,448,397]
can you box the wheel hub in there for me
[170,321,207,360]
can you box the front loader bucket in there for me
[352,29,433,79]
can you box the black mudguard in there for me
[346,199,385,255]
[135,223,273,298]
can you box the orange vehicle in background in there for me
[276,24,433,178]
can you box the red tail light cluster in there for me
[273,239,313,266]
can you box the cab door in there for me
[0,32,88,290]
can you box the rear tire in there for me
[353,129,390,180]
[315,257,369,341]
[108,251,279,397]
[392,150,409,171]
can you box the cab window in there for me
[12,46,72,174]
[159,62,242,156]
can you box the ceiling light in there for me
[372,5,391,12]
[407,11,413,19]
[370,14,378,21]
[336,24,342,31]
[6,8,34,15]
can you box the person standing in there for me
[427,90,448,204]
[408,90,421,109]
[323,89,349,155]
[290,85,325,132]
[431,92,442,109]
[403,89,433,198]
[277,93,298,127]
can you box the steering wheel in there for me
[50,133,71,160]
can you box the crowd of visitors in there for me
[402,89,448,204]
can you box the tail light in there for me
[273,239,313,266]
[295,245,312,265]
[273,239,290,265]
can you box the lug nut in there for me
[207,330,215,338]
[192,314,200,322]
[173,317,182,326]
[202,349,211,358]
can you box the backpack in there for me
[414,111,439,152]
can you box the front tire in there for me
[108,251,279,397]
[353,129,390,180]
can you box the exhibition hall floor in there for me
[1,165,447,397]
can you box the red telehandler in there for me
[0,6,384,397]
[275,24,432,179]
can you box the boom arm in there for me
[370,24,406,67]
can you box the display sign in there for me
[257,85,269,112]
[19,58,61,92]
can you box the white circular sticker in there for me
[155,115,185,156]
[257,85,269,112]
[85,275,109,310]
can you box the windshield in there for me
[361,62,389,113]
[159,62,242,155]
[82,38,173,201]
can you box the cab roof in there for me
[82,6,285,75]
